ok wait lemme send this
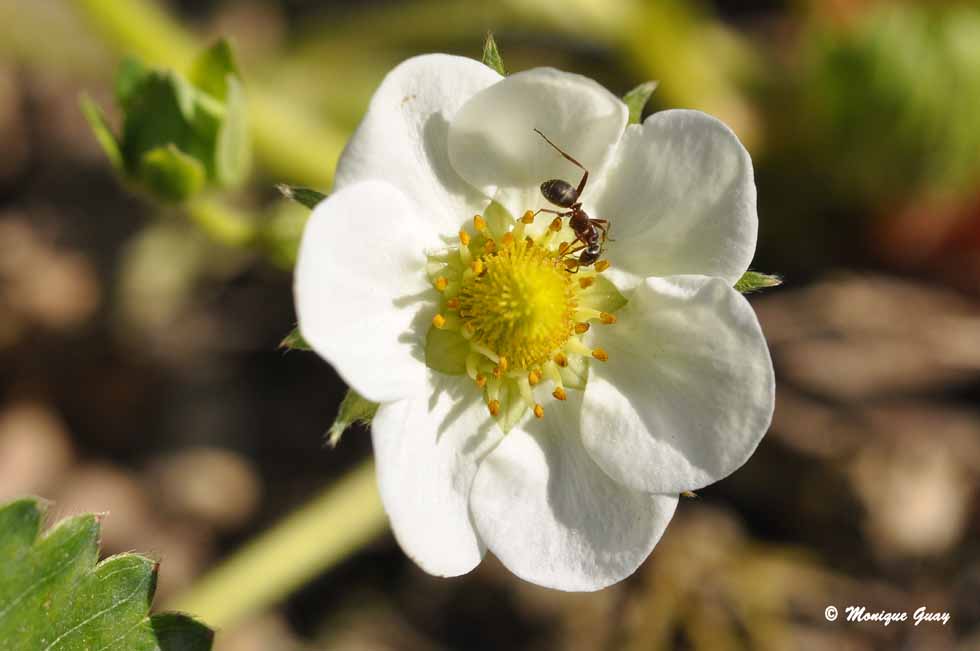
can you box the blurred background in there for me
[2,0,980,649]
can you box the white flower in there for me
[295,54,774,591]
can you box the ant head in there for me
[540,179,579,208]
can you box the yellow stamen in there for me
[475,373,487,388]
[599,312,617,324]
[488,399,500,416]
[579,277,595,289]
[553,352,568,367]
[528,370,541,386]
[552,387,567,401]
[473,215,487,232]
[459,230,470,246]
[432,314,447,329]
[483,239,497,254]
[533,404,544,419]
[592,348,609,362]
[594,259,610,272]
[471,260,484,275]
[497,356,509,373]
[501,232,514,247]
[521,210,535,224]
[446,297,460,310]
[434,276,449,292]
[549,217,562,232]
[574,322,590,334]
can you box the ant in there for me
[532,128,610,271]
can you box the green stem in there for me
[166,459,387,628]
[74,0,347,188]
[184,197,258,249]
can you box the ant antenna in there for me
[533,128,587,172]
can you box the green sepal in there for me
[79,94,123,171]
[425,326,469,375]
[578,274,628,313]
[734,271,782,293]
[277,184,328,210]
[138,144,207,202]
[622,81,659,125]
[482,32,506,76]
[327,389,379,447]
[0,497,214,651]
[280,327,312,351]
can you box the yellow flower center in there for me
[458,238,576,370]
[425,209,623,430]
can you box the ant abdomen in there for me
[541,179,579,208]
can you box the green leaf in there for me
[138,144,207,202]
[622,81,659,125]
[187,39,239,101]
[280,327,311,351]
[327,389,379,447]
[214,76,250,186]
[481,32,506,76]
[0,497,213,651]
[115,57,149,112]
[277,184,327,210]
[79,94,123,171]
[425,326,469,375]
[734,271,782,293]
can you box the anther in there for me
[549,217,562,232]
[528,370,541,386]
[488,399,501,416]
[553,352,568,367]
[574,322,590,334]
[521,210,535,224]
[473,215,487,232]
[525,236,535,247]
[475,373,487,388]
[533,404,544,419]
[483,239,497,254]
[446,297,460,310]
[578,277,594,289]
[594,259,610,272]
[434,276,449,291]
[471,260,484,275]
[501,232,514,247]
[498,356,509,372]
[599,312,617,324]
[459,230,470,246]
[592,348,609,362]
[432,314,447,329]
[552,387,567,401]
[492,364,504,379]
[558,242,570,255]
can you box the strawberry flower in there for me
[295,54,774,590]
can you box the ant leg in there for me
[592,220,614,243]
[534,128,589,196]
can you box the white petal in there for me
[470,393,677,591]
[334,54,502,235]
[372,373,503,577]
[581,275,775,494]
[591,110,757,290]
[448,68,627,219]
[294,181,438,403]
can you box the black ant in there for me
[533,128,610,271]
